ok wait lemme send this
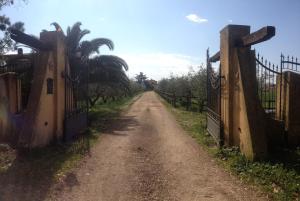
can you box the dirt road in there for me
[50,92,267,201]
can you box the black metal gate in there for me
[255,54,282,119]
[256,53,300,120]
[206,49,222,145]
[281,54,300,74]
[64,63,89,142]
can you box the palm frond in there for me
[93,55,128,71]
[87,55,129,89]
[66,22,91,54]
[77,29,90,43]
[90,38,114,51]
[79,38,114,57]
[70,22,82,32]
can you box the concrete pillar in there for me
[40,31,66,142]
[18,31,67,147]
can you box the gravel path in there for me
[49,91,268,201]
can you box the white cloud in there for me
[228,19,233,23]
[186,14,208,24]
[119,52,203,80]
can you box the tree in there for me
[51,22,130,107]
[0,0,17,9]
[87,55,130,106]
[157,65,207,104]
[135,72,147,84]
[0,0,26,54]
[51,22,113,64]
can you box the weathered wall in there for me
[30,53,56,146]
[0,73,21,114]
[18,52,52,146]
[278,71,300,146]
[39,31,66,143]
[0,73,21,143]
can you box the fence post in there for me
[198,99,203,113]
[186,90,191,111]
[186,94,189,111]
[189,91,192,110]
[172,92,176,107]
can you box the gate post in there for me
[220,25,250,147]
[220,25,268,160]
[40,31,67,142]
[18,31,67,147]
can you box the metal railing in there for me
[256,53,281,119]
[281,54,300,74]
[255,53,299,119]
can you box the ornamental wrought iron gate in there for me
[255,53,300,120]
[206,49,222,145]
[255,53,282,119]
[64,62,89,142]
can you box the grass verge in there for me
[158,94,300,201]
[0,94,141,183]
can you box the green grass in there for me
[0,94,141,183]
[158,93,300,201]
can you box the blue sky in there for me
[2,0,300,80]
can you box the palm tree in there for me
[51,22,130,107]
[87,55,129,106]
[88,55,128,86]
[51,22,114,65]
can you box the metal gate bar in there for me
[64,63,89,142]
[206,49,222,145]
